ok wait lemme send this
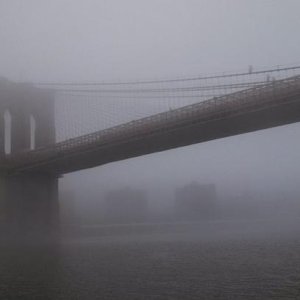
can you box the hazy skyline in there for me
[2,3,300,299]
[1,0,300,200]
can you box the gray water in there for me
[1,220,300,300]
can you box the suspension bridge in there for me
[1,65,300,238]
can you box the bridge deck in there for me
[2,75,300,175]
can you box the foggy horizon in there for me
[1,1,299,202]
[0,0,299,226]
[1,1,300,299]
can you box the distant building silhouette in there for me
[175,183,217,220]
[104,187,147,224]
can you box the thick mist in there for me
[0,0,299,226]
[3,0,300,224]
[1,1,300,299]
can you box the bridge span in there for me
[2,75,300,175]
[1,67,300,241]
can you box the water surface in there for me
[1,220,300,299]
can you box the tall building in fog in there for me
[104,187,148,224]
[175,183,217,220]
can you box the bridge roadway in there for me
[2,75,300,175]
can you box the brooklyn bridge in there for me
[1,65,300,238]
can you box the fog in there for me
[1,1,300,298]
[2,0,299,223]
[0,0,299,221]
[2,1,300,81]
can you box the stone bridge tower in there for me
[0,79,59,241]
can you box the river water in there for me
[0,220,300,299]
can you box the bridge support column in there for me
[1,173,60,243]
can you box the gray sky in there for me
[1,0,300,82]
[1,0,300,199]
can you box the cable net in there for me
[35,65,300,143]
[2,64,300,174]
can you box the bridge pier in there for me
[0,79,58,244]
[1,173,60,243]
